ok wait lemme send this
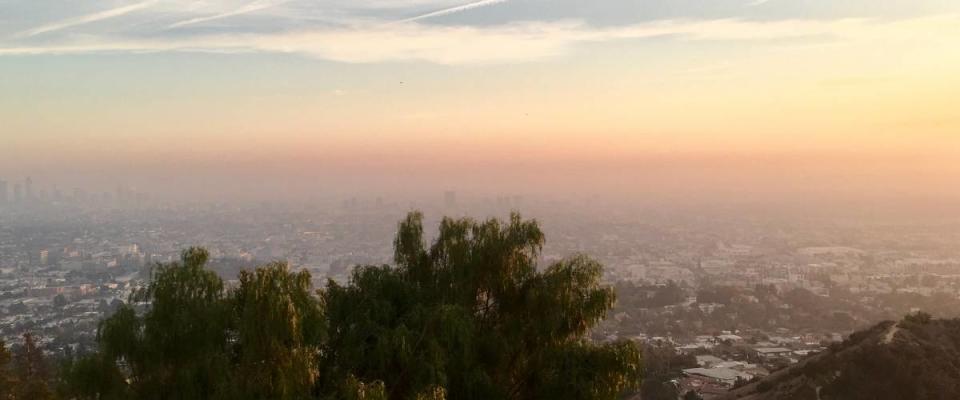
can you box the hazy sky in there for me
[1,0,958,202]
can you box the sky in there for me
[1,0,959,204]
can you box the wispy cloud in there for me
[2,15,958,64]
[399,0,510,23]
[16,0,159,37]
[167,0,289,29]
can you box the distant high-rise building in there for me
[13,183,22,203]
[38,249,49,266]
[444,191,457,208]
[24,177,33,200]
[117,185,127,203]
[73,188,86,202]
[0,180,7,204]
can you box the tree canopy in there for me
[0,340,13,400]
[54,212,641,400]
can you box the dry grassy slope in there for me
[715,320,899,400]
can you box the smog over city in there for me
[1,1,959,399]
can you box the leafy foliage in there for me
[0,340,12,400]
[320,212,641,400]
[639,344,696,400]
[105,247,231,399]
[15,333,54,400]
[227,262,325,399]
[57,352,128,400]
[55,212,640,400]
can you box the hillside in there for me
[718,313,960,400]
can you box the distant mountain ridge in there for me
[719,313,960,400]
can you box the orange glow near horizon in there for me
[1,3,959,202]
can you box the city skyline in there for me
[4,2,960,399]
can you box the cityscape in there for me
[3,175,960,398]
[3,0,960,398]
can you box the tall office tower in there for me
[13,184,22,203]
[24,176,33,200]
[0,180,7,204]
[117,184,129,203]
[73,188,86,203]
[444,190,457,208]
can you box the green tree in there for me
[338,376,389,400]
[0,340,13,400]
[14,333,54,400]
[320,212,641,400]
[227,262,325,399]
[77,249,329,399]
[57,352,129,400]
[53,294,68,308]
[683,390,703,400]
[65,212,641,400]
[96,247,232,399]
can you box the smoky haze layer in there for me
[3,148,959,219]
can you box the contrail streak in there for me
[17,0,159,37]
[399,0,510,23]
[167,0,287,29]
